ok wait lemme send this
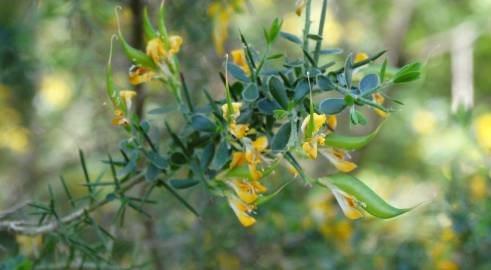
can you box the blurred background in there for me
[0,0,491,269]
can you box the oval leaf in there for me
[191,114,216,132]
[227,62,250,82]
[169,179,200,189]
[319,98,346,114]
[271,122,291,153]
[280,32,302,44]
[319,174,412,219]
[360,74,379,94]
[257,98,281,115]
[242,83,259,102]
[268,76,289,109]
[293,79,309,102]
[316,75,335,91]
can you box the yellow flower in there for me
[301,113,327,134]
[221,102,242,121]
[119,90,137,110]
[372,93,388,117]
[146,38,166,63]
[227,194,256,227]
[129,66,155,85]
[230,152,246,169]
[475,113,491,151]
[245,136,268,181]
[436,260,459,270]
[231,49,251,75]
[112,109,129,126]
[321,148,357,172]
[228,179,258,204]
[303,141,318,160]
[169,35,183,55]
[326,115,337,130]
[229,123,250,139]
[295,0,306,16]
[208,2,231,55]
[354,52,368,63]
[331,187,363,219]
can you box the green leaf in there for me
[242,83,259,102]
[268,76,289,109]
[393,71,421,83]
[267,18,283,43]
[257,98,281,115]
[324,123,383,149]
[227,62,250,82]
[307,34,323,41]
[170,152,187,165]
[319,174,412,219]
[393,62,422,83]
[273,109,289,120]
[147,152,168,169]
[147,105,177,115]
[319,98,346,114]
[280,31,302,44]
[271,122,291,153]
[293,79,310,102]
[344,53,354,89]
[157,2,168,41]
[118,33,156,69]
[143,7,157,40]
[350,108,367,125]
[380,58,387,82]
[191,114,216,132]
[316,75,335,91]
[211,140,230,170]
[319,48,343,55]
[145,163,159,182]
[359,74,379,94]
[169,179,200,189]
[257,180,292,205]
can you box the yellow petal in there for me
[229,123,249,139]
[301,113,326,134]
[231,49,250,75]
[221,102,242,120]
[146,38,166,63]
[354,52,368,63]
[229,179,257,204]
[119,90,137,109]
[169,35,183,55]
[252,136,268,152]
[129,66,155,85]
[295,0,306,16]
[333,159,358,173]
[252,181,267,193]
[287,165,299,177]
[227,195,256,227]
[248,164,262,181]
[302,141,317,160]
[374,108,388,118]
[331,188,363,220]
[230,152,245,168]
[326,115,337,130]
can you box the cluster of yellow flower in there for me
[111,27,183,127]
[221,101,269,227]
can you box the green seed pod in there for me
[319,174,413,219]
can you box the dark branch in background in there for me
[130,0,145,118]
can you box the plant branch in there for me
[0,173,145,236]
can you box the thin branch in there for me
[0,200,31,219]
[0,173,144,236]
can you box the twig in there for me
[0,200,31,219]
[0,173,145,236]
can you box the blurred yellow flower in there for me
[372,93,388,118]
[412,110,437,135]
[39,74,72,110]
[331,186,363,219]
[469,175,487,200]
[221,102,242,121]
[295,0,306,16]
[146,38,166,63]
[129,66,155,85]
[354,52,369,63]
[437,260,459,270]
[475,113,491,151]
[227,193,256,227]
[0,126,29,154]
[16,235,42,256]
[231,49,251,75]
